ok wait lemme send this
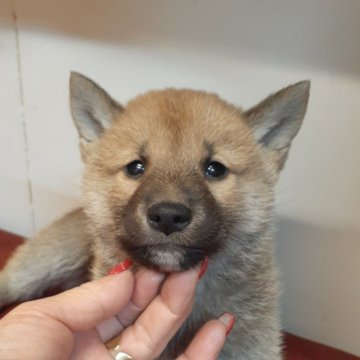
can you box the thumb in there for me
[31,270,134,332]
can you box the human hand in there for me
[0,260,234,360]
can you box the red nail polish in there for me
[107,259,133,275]
[198,256,209,279]
[219,312,236,335]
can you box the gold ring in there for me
[109,344,133,360]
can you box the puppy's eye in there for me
[126,160,145,177]
[205,161,227,179]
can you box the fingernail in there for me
[219,312,236,335]
[198,256,209,279]
[107,259,133,275]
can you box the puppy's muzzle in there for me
[147,202,192,235]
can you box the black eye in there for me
[126,160,145,177]
[205,161,227,179]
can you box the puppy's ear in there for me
[244,81,310,171]
[70,72,123,143]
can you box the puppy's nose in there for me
[147,202,192,235]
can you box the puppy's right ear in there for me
[244,81,310,172]
[70,72,123,143]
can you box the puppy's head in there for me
[70,73,309,272]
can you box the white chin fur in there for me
[149,249,183,271]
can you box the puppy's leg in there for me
[0,209,91,308]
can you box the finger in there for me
[177,319,227,360]
[70,329,110,359]
[29,269,134,332]
[97,268,165,342]
[116,266,200,360]
[118,268,166,325]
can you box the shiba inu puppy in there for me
[0,73,310,359]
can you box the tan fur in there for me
[0,74,310,359]
[82,90,270,273]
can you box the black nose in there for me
[147,202,192,235]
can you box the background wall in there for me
[0,0,359,355]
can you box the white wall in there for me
[0,0,359,355]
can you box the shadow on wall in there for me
[10,0,360,77]
[275,216,360,352]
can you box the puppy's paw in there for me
[0,272,13,309]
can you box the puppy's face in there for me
[84,91,265,271]
[70,74,309,272]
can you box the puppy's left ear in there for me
[70,72,124,162]
[70,72,123,143]
[244,81,310,171]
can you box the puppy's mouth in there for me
[126,244,206,272]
